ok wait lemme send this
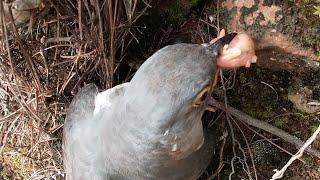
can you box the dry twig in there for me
[208,98,320,158]
[271,124,320,180]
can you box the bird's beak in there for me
[206,32,238,55]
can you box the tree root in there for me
[208,98,320,159]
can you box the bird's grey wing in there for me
[63,83,129,180]
[63,84,98,179]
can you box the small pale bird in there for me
[63,32,257,180]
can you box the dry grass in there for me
[0,0,150,178]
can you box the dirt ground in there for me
[0,0,319,179]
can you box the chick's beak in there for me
[216,33,257,68]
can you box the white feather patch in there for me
[93,90,112,115]
[93,83,129,115]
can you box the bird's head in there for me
[121,32,257,154]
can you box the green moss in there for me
[221,11,235,32]
[256,68,262,76]
[297,0,320,25]
[310,124,320,135]
[278,0,320,53]
[314,5,320,17]
[274,118,287,128]
[303,156,314,165]
[288,77,303,94]
[239,72,247,83]
[242,100,276,120]
[161,0,201,27]
[316,51,320,60]
[188,0,199,6]
[165,2,185,26]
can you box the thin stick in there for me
[271,124,320,180]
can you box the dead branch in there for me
[208,98,320,158]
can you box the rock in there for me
[288,87,320,113]
[219,0,320,73]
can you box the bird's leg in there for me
[192,87,217,112]
[192,85,210,107]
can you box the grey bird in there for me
[63,32,257,180]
